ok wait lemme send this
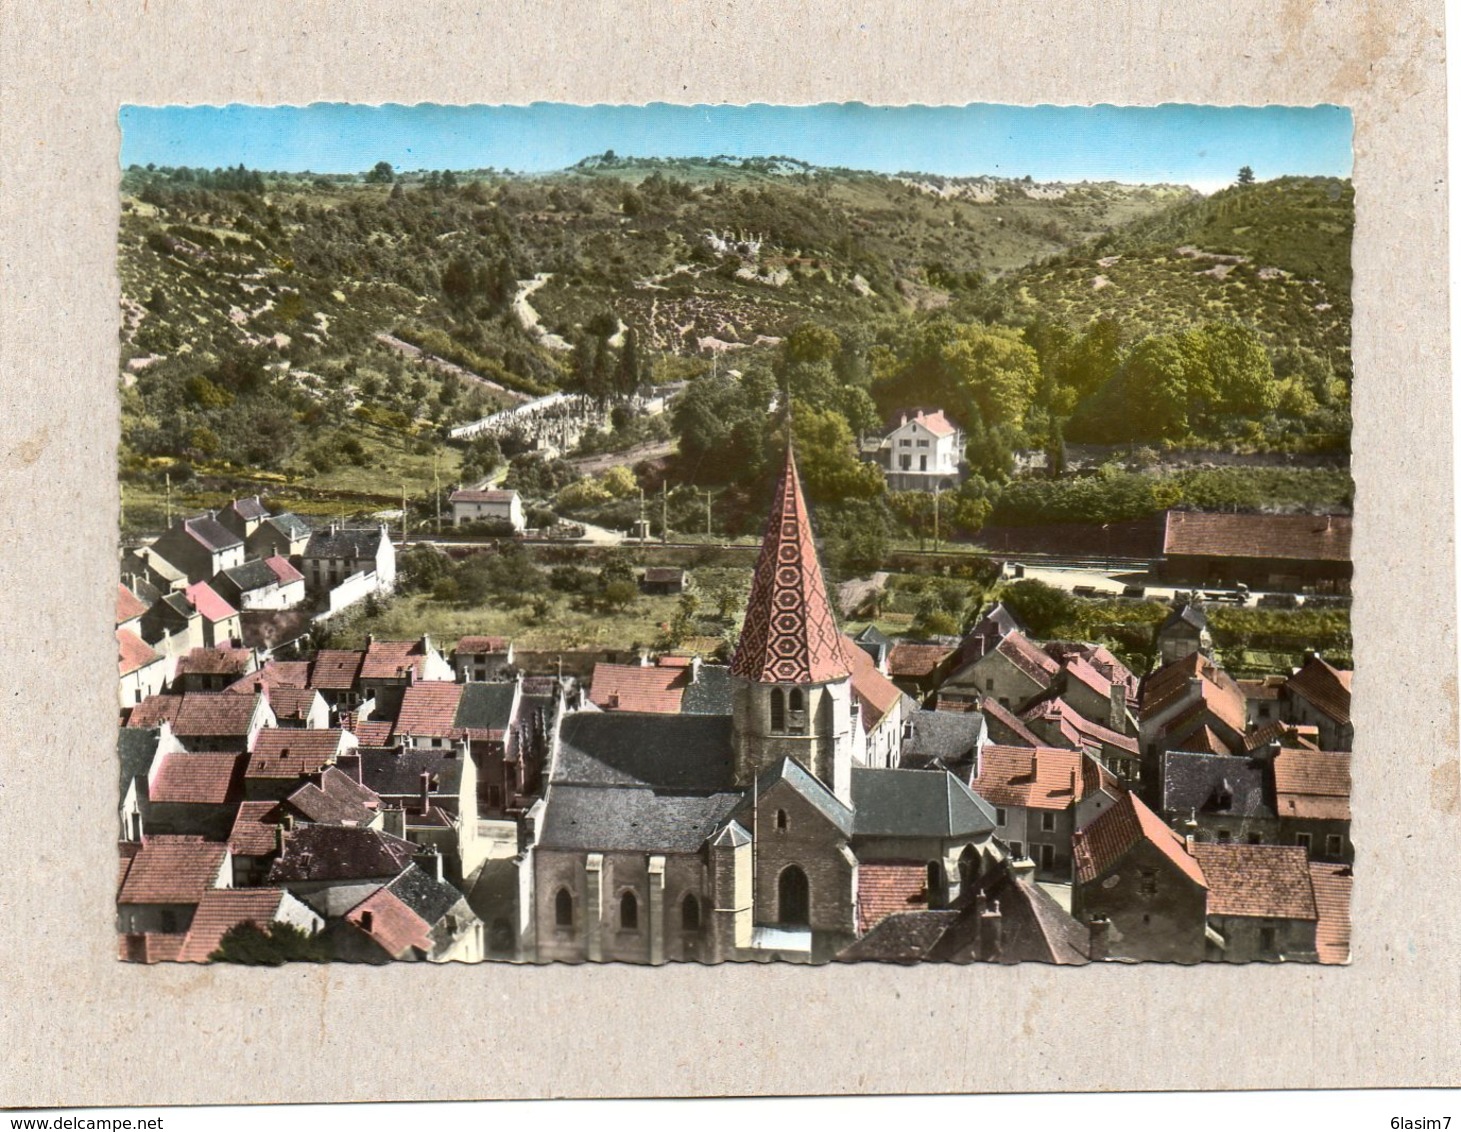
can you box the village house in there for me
[1155,509,1353,594]
[216,496,271,543]
[454,635,515,681]
[357,745,484,883]
[228,678,330,729]
[337,862,485,963]
[873,409,965,492]
[139,591,203,658]
[118,628,168,710]
[1018,696,1142,783]
[640,566,690,595]
[121,545,190,600]
[174,887,322,963]
[307,649,367,715]
[896,710,988,781]
[301,523,397,596]
[279,766,383,830]
[1071,791,1211,963]
[212,556,307,611]
[184,581,242,649]
[266,823,422,919]
[356,635,453,721]
[1137,651,1252,790]
[971,745,1119,879]
[885,640,957,703]
[938,629,1060,711]
[1156,602,1214,666]
[117,835,232,938]
[144,750,246,839]
[1161,750,1276,848]
[836,856,1092,965]
[1271,746,1352,863]
[449,487,525,532]
[117,584,149,637]
[244,727,358,801]
[167,690,275,752]
[171,646,256,693]
[247,511,313,561]
[150,513,247,585]
[1190,843,1319,963]
[1282,653,1353,751]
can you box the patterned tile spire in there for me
[731,444,852,684]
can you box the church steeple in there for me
[731,444,851,684]
[730,444,856,803]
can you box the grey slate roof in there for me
[267,825,417,883]
[228,497,270,521]
[185,514,244,552]
[539,784,743,853]
[455,682,517,734]
[1161,751,1273,819]
[304,526,386,560]
[851,767,996,839]
[359,748,466,798]
[932,868,1091,965]
[1160,603,1209,633]
[679,665,733,716]
[835,910,961,963]
[386,863,463,925]
[267,513,313,541]
[853,625,892,669]
[219,559,280,594]
[739,757,854,836]
[118,727,161,792]
[553,712,736,790]
[899,711,987,769]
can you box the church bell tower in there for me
[730,444,856,804]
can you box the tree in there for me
[1237,165,1256,185]
[211,921,331,965]
[365,161,396,184]
[785,403,884,504]
[998,578,1076,639]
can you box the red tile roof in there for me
[150,752,245,805]
[361,638,431,681]
[995,632,1061,687]
[1286,654,1352,725]
[394,681,466,736]
[175,646,253,678]
[352,721,394,746]
[1021,696,1139,755]
[264,555,304,585]
[176,888,288,962]
[126,694,184,729]
[185,581,238,624]
[1245,721,1321,752]
[1072,791,1207,889]
[731,446,851,684]
[1191,843,1318,920]
[1141,652,1248,737]
[262,686,323,722]
[117,583,149,625]
[286,767,381,826]
[886,641,954,679]
[973,745,1087,811]
[310,650,365,691]
[345,887,433,959]
[172,693,264,740]
[588,663,686,713]
[117,837,228,905]
[1309,863,1352,964]
[894,408,957,438]
[977,698,1043,745]
[457,635,510,654]
[856,862,930,934]
[1272,747,1351,821]
[117,628,162,677]
[228,801,280,856]
[228,660,312,694]
[1162,510,1352,563]
[247,728,350,779]
[845,637,904,727]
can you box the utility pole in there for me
[164,472,173,529]
[638,486,647,544]
[933,487,941,552]
[401,483,409,544]
[433,451,442,534]
[698,488,714,539]
[661,480,668,544]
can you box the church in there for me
[527,445,1001,963]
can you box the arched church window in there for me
[554,887,573,928]
[788,688,807,734]
[778,864,810,926]
[769,687,786,732]
[681,893,701,932]
[926,861,945,909]
[776,809,788,832]
[620,890,639,931]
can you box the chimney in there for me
[1010,857,1036,884]
[416,847,444,883]
[382,807,406,838]
[1109,683,1128,732]
[1087,916,1110,962]
[979,897,1004,962]
[419,771,432,813]
[1068,767,1078,794]
[690,656,702,683]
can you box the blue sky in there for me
[120,103,1352,192]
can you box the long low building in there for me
[1154,510,1352,593]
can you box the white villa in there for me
[873,409,966,492]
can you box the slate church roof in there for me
[731,445,851,685]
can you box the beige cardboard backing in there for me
[0,0,1454,1105]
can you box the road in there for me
[512,274,572,351]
